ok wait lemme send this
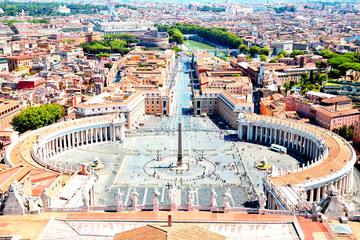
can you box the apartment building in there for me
[144,90,172,116]
[316,96,360,130]
[0,99,22,131]
[7,55,32,72]
[286,94,360,131]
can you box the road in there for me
[164,54,193,131]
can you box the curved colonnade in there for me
[4,112,356,213]
[238,114,356,211]
[5,114,126,175]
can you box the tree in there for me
[316,61,328,70]
[277,50,288,57]
[81,37,132,55]
[104,34,139,44]
[270,56,280,63]
[104,62,113,69]
[290,50,304,58]
[11,104,64,133]
[259,47,270,56]
[239,44,249,54]
[168,28,184,44]
[249,46,261,57]
[40,104,64,122]
[159,23,244,49]
[320,49,337,59]
[0,2,108,16]
[197,6,226,12]
[333,125,354,141]
[260,54,267,62]
[283,81,295,92]
[171,46,183,53]
[329,69,341,79]
[315,73,328,84]
[246,55,252,62]
[96,53,110,59]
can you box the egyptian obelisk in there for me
[177,122,182,167]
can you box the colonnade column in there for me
[321,186,326,199]
[309,189,314,202]
[265,127,268,143]
[316,187,321,202]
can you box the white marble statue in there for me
[28,196,41,214]
[153,188,160,211]
[187,189,196,211]
[298,191,307,212]
[258,192,267,210]
[210,188,217,211]
[130,188,140,210]
[115,189,124,212]
[168,187,177,211]
[223,190,231,210]
[82,188,89,209]
[41,188,50,208]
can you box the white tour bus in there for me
[270,144,287,154]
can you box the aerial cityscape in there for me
[0,0,359,239]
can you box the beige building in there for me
[145,90,172,116]
[193,90,253,128]
[76,91,145,129]
[0,99,22,131]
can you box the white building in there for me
[58,5,71,14]
[93,21,155,35]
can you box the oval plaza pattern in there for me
[4,112,356,212]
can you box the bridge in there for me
[191,48,240,57]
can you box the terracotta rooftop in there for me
[0,165,31,193]
[321,96,352,104]
[114,224,225,240]
[316,107,360,118]
[7,55,32,60]
[0,211,333,240]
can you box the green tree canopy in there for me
[259,47,270,56]
[320,49,338,59]
[277,50,288,57]
[332,125,354,141]
[168,28,184,44]
[290,50,304,58]
[0,2,107,16]
[249,46,261,57]
[159,23,244,49]
[104,34,139,44]
[80,37,133,56]
[11,104,64,133]
[239,44,249,54]
[260,54,267,62]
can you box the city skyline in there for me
[0,0,358,239]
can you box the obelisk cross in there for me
[177,122,183,167]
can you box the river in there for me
[183,40,216,51]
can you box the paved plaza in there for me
[48,55,300,209]
[51,126,298,208]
